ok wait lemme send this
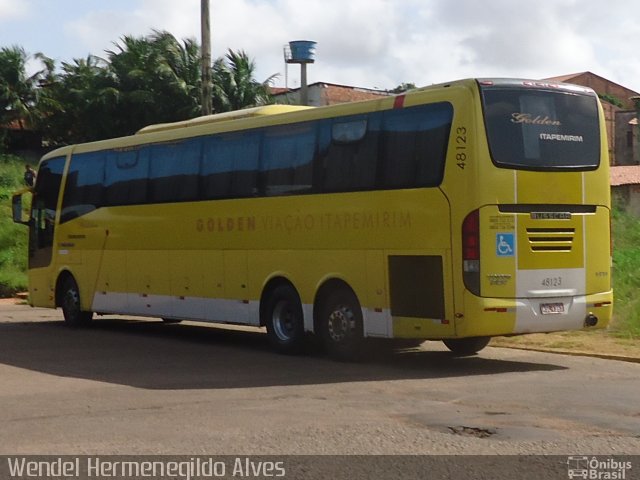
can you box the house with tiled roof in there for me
[610,165,640,216]
[272,82,390,107]
[546,72,639,109]
[0,118,44,160]
[545,72,639,166]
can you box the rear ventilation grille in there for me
[527,227,575,252]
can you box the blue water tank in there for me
[288,40,316,63]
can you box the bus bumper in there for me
[455,290,613,338]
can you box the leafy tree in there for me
[40,30,202,143]
[390,82,417,94]
[0,46,53,148]
[106,30,201,135]
[38,55,119,144]
[7,31,276,145]
[211,49,277,112]
[598,93,623,108]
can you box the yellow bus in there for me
[12,78,613,358]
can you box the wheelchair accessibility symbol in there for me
[496,233,515,257]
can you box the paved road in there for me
[0,302,639,456]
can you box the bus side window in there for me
[262,123,315,196]
[201,132,260,200]
[201,136,233,199]
[61,152,105,223]
[320,115,378,192]
[231,132,260,197]
[104,149,149,206]
[380,102,453,189]
[149,139,201,204]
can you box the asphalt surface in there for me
[0,301,639,456]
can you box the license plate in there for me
[540,302,564,315]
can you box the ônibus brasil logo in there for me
[567,457,632,480]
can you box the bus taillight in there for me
[462,209,481,296]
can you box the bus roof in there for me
[475,78,596,95]
[136,105,314,135]
[39,77,597,163]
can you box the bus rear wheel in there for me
[265,284,306,354]
[318,289,364,361]
[60,276,93,327]
[443,336,490,356]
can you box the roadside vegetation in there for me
[611,204,640,337]
[1,31,277,148]
[0,154,27,296]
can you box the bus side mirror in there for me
[12,194,30,226]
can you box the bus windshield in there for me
[481,84,600,170]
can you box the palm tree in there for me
[211,49,277,112]
[152,31,202,120]
[38,55,120,143]
[27,31,276,144]
[0,46,53,130]
[37,31,204,143]
[106,30,201,132]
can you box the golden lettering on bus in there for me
[262,211,411,233]
[196,216,256,233]
[198,212,411,234]
[511,113,561,126]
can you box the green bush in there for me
[0,155,28,295]
[611,206,640,337]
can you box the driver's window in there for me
[29,157,65,269]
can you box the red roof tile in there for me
[268,87,290,95]
[1,119,28,130]
[610,165,640,186]
[545,72,589,83]
[320,84,389,105]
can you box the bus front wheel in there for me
[443,337,490,356]
[265,284,306,354]
[60,276,93,327]
[318,289,364,361]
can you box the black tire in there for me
[318,288,364,361]
[264,284,306,354]
[162,318,183,324]
[443,336,491,356]
[60,276,93,327]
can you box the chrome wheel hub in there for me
[272,300,295,341]
[327,305,354,343]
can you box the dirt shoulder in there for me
[0,298,23,305]
[491,330,640,363]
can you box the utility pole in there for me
[201,0,212,115]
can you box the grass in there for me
[491,329,640,359]
[0,154,28,295]
[611,205,640,338]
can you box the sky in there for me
[1,0,640,95]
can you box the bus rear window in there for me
[481,87,600,170]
